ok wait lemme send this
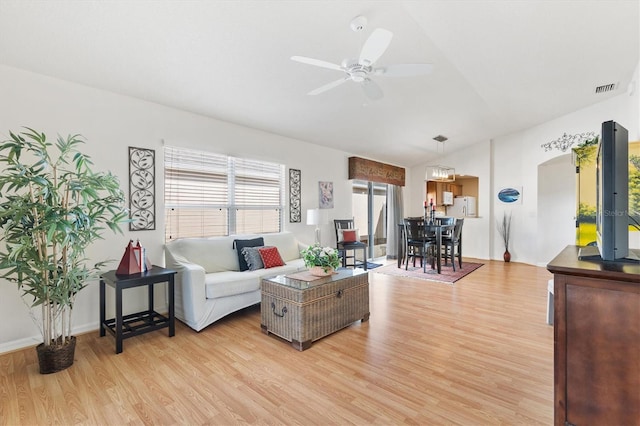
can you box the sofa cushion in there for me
[242,246,264,271]
[204,271,261,299]
[262,232,300,261]
[166,237,241,273]
[252,259,306,278]
[259,246,285,268]
[233,237,264,271]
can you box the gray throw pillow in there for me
[233,237,264,271]
[242,246,264,271]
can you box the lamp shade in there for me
[306,209,320,226]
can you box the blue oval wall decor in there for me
[498,187,521,203]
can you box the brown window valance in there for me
[348,157,405,186]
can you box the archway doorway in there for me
[537,154,576,265]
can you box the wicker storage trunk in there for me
[261,269,369,350]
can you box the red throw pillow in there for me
[342,229,357,242]
[258,246,285,268]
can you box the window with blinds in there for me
[164,146,285,240]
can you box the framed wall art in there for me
[128,147,156,230]
[289,168,301,222]
[497,186,522,204]
[319,181,334,209]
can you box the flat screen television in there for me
[595,120,628,261]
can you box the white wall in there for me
[409,58,640,266]
[494,91,637,265]
[0,65,356,353]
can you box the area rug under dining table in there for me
[374,261,484,284]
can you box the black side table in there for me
[100,266,177,354]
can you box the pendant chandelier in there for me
[425,165,455,182]
[426,135,455,182]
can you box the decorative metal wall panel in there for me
[128,147,156,231]
[289,168,301,222]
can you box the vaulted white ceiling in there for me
[0,1,637,167]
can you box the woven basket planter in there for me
[309,266,335,277]
[36,336,76,374]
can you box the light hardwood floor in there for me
[0,259,555,425]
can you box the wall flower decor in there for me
[319,181,334,209]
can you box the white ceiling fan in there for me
[291,16,434,100]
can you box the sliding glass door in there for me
[352,180,387,259]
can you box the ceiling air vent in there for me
[595,83,617,94]
[433,135,448,142]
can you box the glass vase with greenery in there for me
[300,244,340,273]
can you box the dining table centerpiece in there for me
[301,244,340,276]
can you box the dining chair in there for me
[403,218,436,271]
[334,219,367,270]
[436,217,455,226]
[436,216,455,239]
[442,218,464,271]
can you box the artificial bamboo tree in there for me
[0,128,127,372]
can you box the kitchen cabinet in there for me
[547,246,640,426]
[426,181,463,206]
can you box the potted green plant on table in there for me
[0,128,127,374]
[300,244,340,276]
[497,211,512,262]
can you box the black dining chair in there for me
[436,216,455,239]
[442,218,464,271]
[334,219,367,270]
[403,218,436,271]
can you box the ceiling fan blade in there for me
[359,28,393,66]
[308,77,350,95]
[291,56,343,72]
[360,78,383,100]
[375,63,434,77]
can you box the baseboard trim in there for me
[0,321,99,355]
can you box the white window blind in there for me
[164,146,284,240]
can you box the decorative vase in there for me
[503,250,511,263]
[36,336,76,374]
[309,266,334,277]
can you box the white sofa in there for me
[164,231,307,331]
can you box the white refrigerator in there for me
[447,196,476,217]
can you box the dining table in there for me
[396,220,454,274]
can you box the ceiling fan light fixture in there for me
[350,69,367,82]
[291,22,433,101]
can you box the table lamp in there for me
[306,208,322,245]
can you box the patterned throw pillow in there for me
[233,237,264,271]
[258,246,285,268]
[242,246,264,271]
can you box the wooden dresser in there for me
[547,245,640,426]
